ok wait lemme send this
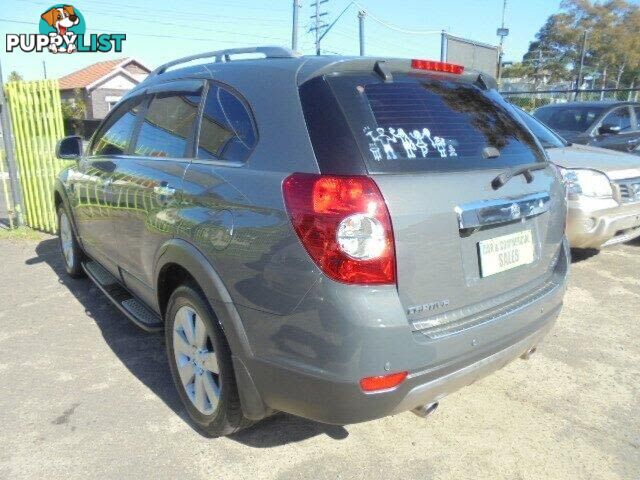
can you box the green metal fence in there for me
[4,79,68,233]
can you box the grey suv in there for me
[54,47,569,437]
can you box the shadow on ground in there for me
[570,247,600,263]
[27,237,348,447]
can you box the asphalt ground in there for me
[0,234,638,479]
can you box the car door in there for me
[110,80,203,308]
[590,106,637,152]
[632,107,640,154]
[72,96,145,275]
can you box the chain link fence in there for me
[0,123,16,229]
[500,88,640,112]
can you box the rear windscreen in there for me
[322,74,546,174]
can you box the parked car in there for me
[54,47,569,437]
[518,108,640,249]
[533,101,640,155]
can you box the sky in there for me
[1,0,564,80]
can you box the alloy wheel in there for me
[59,211,74,269]
[172,306,221,415]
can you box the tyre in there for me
[165,284,252,437]
[57,205,85,278]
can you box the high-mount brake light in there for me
[282,173,396,285]
[411,59,464,74]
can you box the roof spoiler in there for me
[148,46,299,78]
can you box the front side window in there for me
[197,85,256,162]
[91,98,143,156]
[601,107,632,132]
[635,107,640,129]
[133,93,201,158]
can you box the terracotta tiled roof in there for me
[58,58,128,90]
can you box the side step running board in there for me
[82,261,163,333]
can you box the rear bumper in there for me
[246,306,559,425]
[239,243,569,425]
[567,196,640,249]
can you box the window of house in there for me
[197,85,256,162]
[133,92,201,158]
[91,97,143,156]
[105,96,122,112]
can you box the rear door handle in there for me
[627,138,639,144]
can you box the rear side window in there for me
[91,98,142,156]
[517,109,565,148]
[197,85,256,162]
[133,93,201,158]
[314,75,544,173]
[534,106,604,133]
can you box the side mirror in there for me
[598,123,621,135]
[56,135,83,160]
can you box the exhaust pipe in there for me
[520,346,537,360]
[412,402,438,418]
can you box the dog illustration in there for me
[40,5,79,53]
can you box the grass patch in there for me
[0,226,45,241]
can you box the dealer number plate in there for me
[478,230,535,277]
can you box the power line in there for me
[309,0,329,54]
[0,18,285,44]
[14,0,290,25]
[352,1,441,35]
[10,2,287,41]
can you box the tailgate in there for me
[373,168,566,330]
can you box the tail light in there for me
[282,173,396,285]
[411,59,464,74]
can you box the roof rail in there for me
[149,46,299,78]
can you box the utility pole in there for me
[574,30,587,100]
[358,10,366,56]
[291,0,301,52]
[496,0,509,83]
[0,58,24,227]
[440,30,447,62]
[42,60,47,79]
[310,0,328,55]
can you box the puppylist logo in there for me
[6,4,125,54]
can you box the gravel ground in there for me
[0,235,638,480]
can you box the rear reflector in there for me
[411,59,464,74]
[360,371,408,392]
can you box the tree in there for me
[501,62,534,79]
[61,88,86,136]
[7,71,23,82]
[525,0,640,88]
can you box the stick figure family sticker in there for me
[364,126,457,161]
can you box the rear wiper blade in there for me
[491,162,548,190]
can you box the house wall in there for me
[87,73,140,120]
[60,61,150,121]
[123,63,148,75]
[88,88,128,119]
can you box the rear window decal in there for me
[363,126,457,161]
